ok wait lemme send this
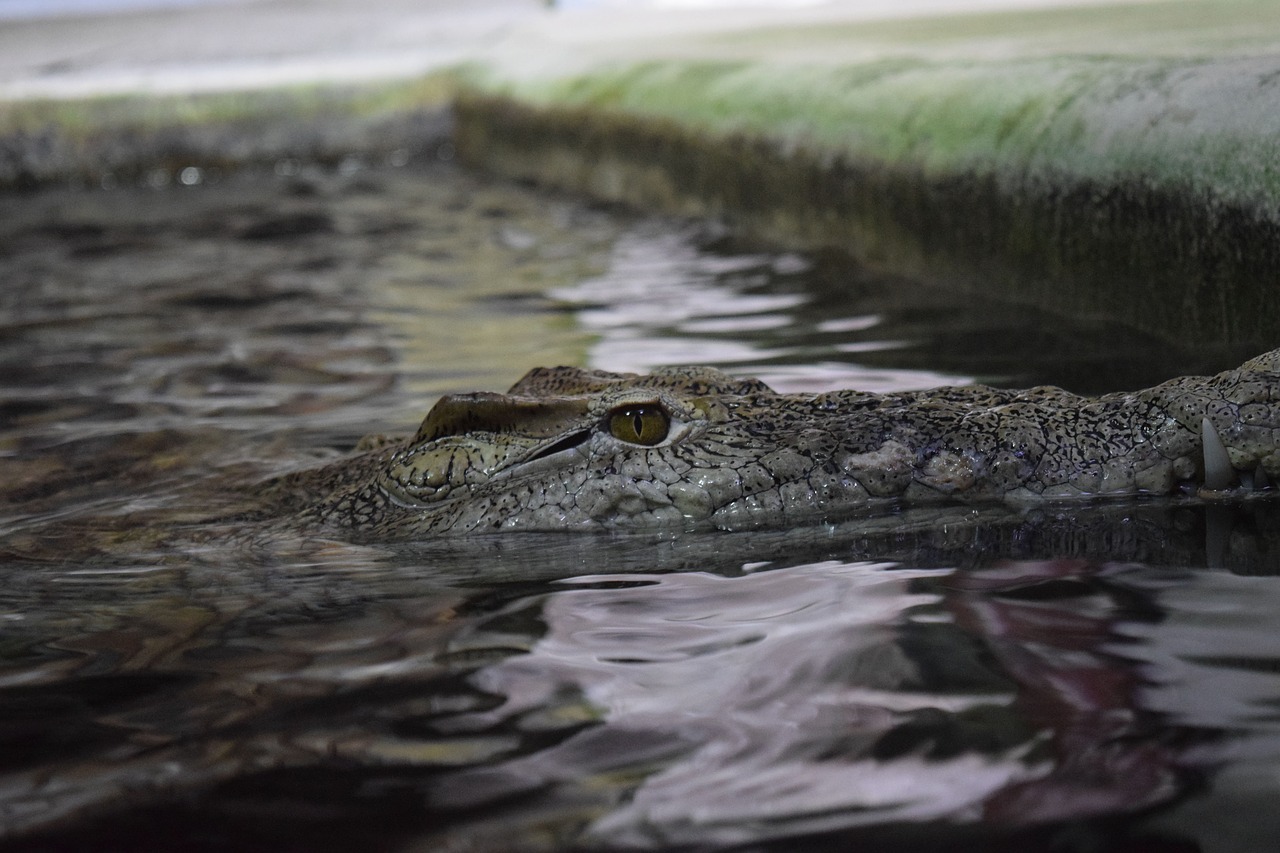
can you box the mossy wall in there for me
[454,58,1280,348]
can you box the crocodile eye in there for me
[608,405,669,446]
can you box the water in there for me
[2,160,1279,852]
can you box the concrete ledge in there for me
[0,79,455,188]
[454,83,1279,348]
[449,0,1280,348]
[454,48,1280,348]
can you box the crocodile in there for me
[274,347,1280,539]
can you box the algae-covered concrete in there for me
[453,0,1280,347]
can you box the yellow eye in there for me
[608,405,670,446]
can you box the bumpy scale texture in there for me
[283,349,1280,539]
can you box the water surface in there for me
[2,160,1278,851]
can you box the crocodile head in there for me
[311,365,818,536]
[302,350,1280,539]
[379,365,774,529]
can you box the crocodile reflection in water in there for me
[276,348,1280,539]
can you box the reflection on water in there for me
[2,160,1280,851]
[466,561,1027,848]
[551,224,970,393]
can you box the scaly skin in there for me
[280,349,1280,539]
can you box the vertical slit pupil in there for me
[608,405,670,446]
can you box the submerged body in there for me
[280,348,1280,539]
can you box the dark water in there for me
[2,160,1280,852]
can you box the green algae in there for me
[0,77,451,140]
[469,54,1280,212]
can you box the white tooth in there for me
[1258,467,1271,490]
[1201,417,1233,490]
